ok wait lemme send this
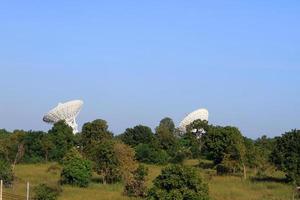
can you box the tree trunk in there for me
[243,164,247,180]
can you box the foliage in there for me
[0,159,14,187]
[158,117,175,133]
[113,141,138,180]
[155,119,177,154]
[33,184,61,200]
[80,119,113,150]
[124,164,148,197]
[48,121,75,161]
[271,129,300,185]
[135,144,169,164]
[202,126,245,166]
[186,119,209,133]
[61,148,92,187]
[22,131,46,163]
[90,140,121,184]
[147,164,210,200]
[121,125,155,147]
[181,132,202,158]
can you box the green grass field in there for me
[3,160,294,200]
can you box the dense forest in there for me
[0,118,299,199]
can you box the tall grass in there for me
[3,160,293,200]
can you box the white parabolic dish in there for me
[43,100,83,134]
[179,108,209,132]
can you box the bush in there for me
[147,164,210,200]
[33,184,61,200]
[0,159,14,187]
[124,164,148,197]
[60,148,92,187]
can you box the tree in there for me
[113,142,138,181]
[48,121,75,161]
[202,126,246,178]
[80,119,113,150]
[121,125,155,147]
[90,140,121,184]
[22,131,46,163]
[61,148,92,187]
[41,134,53,162]
[244,137,270,175]
[158,117,175,133]
[155,118,177,153]
[147,165,210,200]
[0,159,14,187]
[271,130,300,185]
[181,120,210,158]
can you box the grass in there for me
[3,160,294,200]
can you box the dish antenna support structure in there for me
[43,100,83,134]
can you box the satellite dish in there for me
[179,108,209,133]
[43,100,83,134]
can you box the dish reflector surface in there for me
[43,100,83,133]
[179,108,209,132]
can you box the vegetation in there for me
[121,125,156,147]
[271,129,300,185]
[147,164,210,200]
[33,183,61,200]
[124,164,148,197]
[0,116,298,199]
[80,119,113,152]
[0,159,14,186]
[60,148,92,187]
[47,121,75,161]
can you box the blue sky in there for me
[0,1,299,138]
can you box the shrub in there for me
[60,148,92,187]
[170,149,187,164]
[153,150,169,164]
[33,184,61,200]
[147,165,210,200]
[0,159,14,187]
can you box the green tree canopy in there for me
[80,119,113,148]
[158,117,175,133]
[48,121,75,161]
[203,126,245,165]
[155,118,177,152]
[271,129,300,185]
[121,125,155,147]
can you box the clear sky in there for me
[0,1,299,138]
